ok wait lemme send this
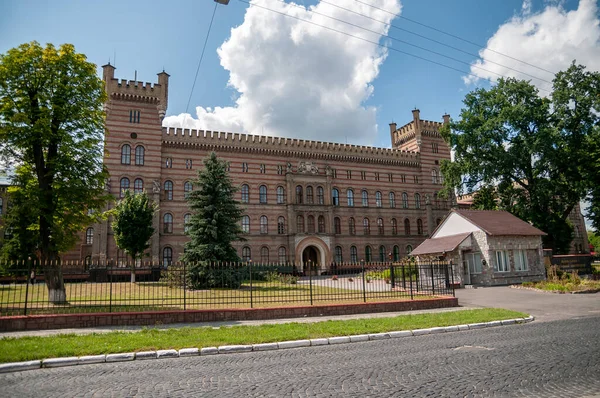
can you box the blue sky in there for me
[0,0,597,150]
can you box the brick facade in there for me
[64,66,455,270]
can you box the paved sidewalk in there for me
[0,306,474,339]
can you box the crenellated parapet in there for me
[162,127,421,167]
[390,111,448,148]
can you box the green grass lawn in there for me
[0,308,526,363]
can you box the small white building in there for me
[411,209,546,287]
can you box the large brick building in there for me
[64,65,453,270]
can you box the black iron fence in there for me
[0,261,454,316]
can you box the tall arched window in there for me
[375,191,382,207]
[417,219,424,235]
[241,184,249,203]
[260,246,269,263]
[86,228,94,245]
[307,215,315,233]
[334,246,343,263]
[184,213,191,233]
[347,189,354,207]
[120,177,130,198]
[278,216,286,234]
[184,181,193,198]
[135,145,145,165]
[377,218,384,235]
[242,215,250,233]
[306,186,314,204]
[242,246,251,262]
[362,190,369,207]
[389,192,396,208]
[277,186,285,204]
[363,218,370,235]
[350,246,358,263]
[260,215,268,234]
[404,218,411,235]
[278,247,287,264]
[296,185,303,204]
[349,217,356,235]
[415,193,421,209]
[365,246,372,262]
[432,169,438,184]
[332,188,339,206]
[318,215,325,233]
[259,185,268,204]
[163,213,173,233]
[163,247,173,267]
[164,180,173,201]
[317,186,324,204]
[393,245,400,261]
[391,218,398,235]
[334,217,341,234]
[134,178,143,194]
[379,245,386,262]
[121,144,131,164]
[297,215,305,233]
[406,245,413,255]
[402,192,409,208]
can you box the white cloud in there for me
[163,0,402,145]
[464,0,600,92]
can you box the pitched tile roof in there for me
[411,233,471,256]
[453,209,546,236]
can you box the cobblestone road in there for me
[2,316,599,397]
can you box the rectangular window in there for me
[374,172,380,181]
[388,173,393,182]
[468,252,483,274]
[164,158,172,168]
[129,110,140,123]
[260,164,266,174]
[242,162,249,172]
[495,250,510,272]
[277,165,284,175]
[332,169,337,178]
[431,143,439,153]
[514,249,529,271]
[361,171,366,180]
[401,174,406,183]
[185,159,192,169]
[346,170,352,179]
[413,175,419,184]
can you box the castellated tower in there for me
[389,109,452,230]
[90,65,170,264]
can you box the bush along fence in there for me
[0,260,455,316]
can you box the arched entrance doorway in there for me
[302,246,320,274]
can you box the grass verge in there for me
[0,308,526,363]
[522,279,600,293]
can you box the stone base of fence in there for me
[0,298,458,332]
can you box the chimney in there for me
[389,122,397,147]
[412,108,420,123]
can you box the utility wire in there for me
[237,0,552,93]
[186,1,219,114]
[353,0,557,75]
[319,0,552,83]
[269,0,552,86]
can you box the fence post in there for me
[249,260,253,309]
[109,266,113,313]
[23,259,31,316]
[415,263,420,293]
[409,263,414,300]
[183,262,187,311]
[390,262,395,289]
[430,263,435,295]
[361,260,366,303]
[450,262,455,297]
[401,265,406,289]
[308,260,313,306]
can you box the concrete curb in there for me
[0,316,535,373]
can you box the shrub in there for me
[159,264,187,289]
[187,262,243,289]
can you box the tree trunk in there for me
[44,264,67,304]
[131,266,136,283]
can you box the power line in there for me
[269,0,552,86]
[319,0,552,83]
[236,0,552,93]
[353,0,557,76]
[186,1,219,114]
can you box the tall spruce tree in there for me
[182,152,245,289]
[111,190,157,283]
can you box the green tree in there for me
[111,190,157,283]
[588,231,600,253]
[471,185,498,210]
[182,152,245,289]
[441,63,599,254]
[0,42,109,302]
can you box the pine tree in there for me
[182,152,245,288]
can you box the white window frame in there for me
[514,249,529,271]
[468,252,482,274]
[495,250,510,272]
